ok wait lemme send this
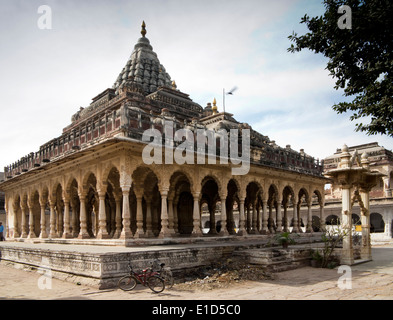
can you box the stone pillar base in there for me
[158,230,176,238]
[27,232,37,239]
[119,230,133,240]
[78,233,90,239]
[219,230,229,236]
[48,233,59,239]
[96,232,110,240]
[39,232,48,239]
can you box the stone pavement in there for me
[0,243,392,300]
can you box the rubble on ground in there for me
[173,259,275,291]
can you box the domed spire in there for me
[141,20,147,38]
[112,21,173,95]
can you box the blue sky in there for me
[0,0,392,169]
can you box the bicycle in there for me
[151,260,174,289]
[118,263,165,293]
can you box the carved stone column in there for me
[219,192,228,236]
[145,196,155,238]
[39,197,48,239]
[159,190,172,238]
[120,187,133,239]
[134,194,144,238]
[62,198,72,239]
[261,199,269,235]
[283,202,289,232]
[96,190,109,239]
[276,196,283,233]
[306,202,313,233]
[12,201,20,238]
[250,200,258,234]
[20,201,28,238]
[78,193,90,239]
[191,193,202,236]
[291,195,299,233]
[71,202,78,238]
[268,201,274,234]
[237,198,247,236]
[167,197,175,234]
[341,185,354,265]
[114,195,122,239]
[48,200,59,238]
[27,199,36,239]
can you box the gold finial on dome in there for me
[212,98,218,115]
[141,21,147,37]
[172,80,177,89]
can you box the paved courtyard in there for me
[0,243,392,300]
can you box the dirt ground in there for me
[0,245,392,300]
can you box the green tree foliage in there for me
[288,0,393,137]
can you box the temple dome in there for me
[112,21,172,95]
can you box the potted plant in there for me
[273,232,296,249]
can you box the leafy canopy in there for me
[288,0,393,137]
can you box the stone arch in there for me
[326,214,340,225]
[83,172,98,238]
[352,213,361,225]
[82,171,98,193]
[169,169,195,195]
[65,177,80,237]
[201,175,220,235]
[245,181,263,234]
[130,165,161,237]
[370,212,385,233]
[12,194,22,238]
[169,170,193,235]
[201,173,222,195]
[298,187,310,205]
[226,178,241,234]
[101,166,121,237]
[27,189,41,238]
[297,188,310,232]
[131,165,161,190]
[282,185,295,232]
[38,185,50,237]
[313,189,323,206]
[101,162,121,184]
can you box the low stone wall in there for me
[0,243,237,289]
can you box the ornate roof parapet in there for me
[324,142,393,170]
[147,86,203,121]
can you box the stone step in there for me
[233,248,311,273]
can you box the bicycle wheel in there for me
[161,269,174,289]
[118,275,138,291]
[147,275,165,293]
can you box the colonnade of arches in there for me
[7,164,325,240]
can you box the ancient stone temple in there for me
[0,22,327,245]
